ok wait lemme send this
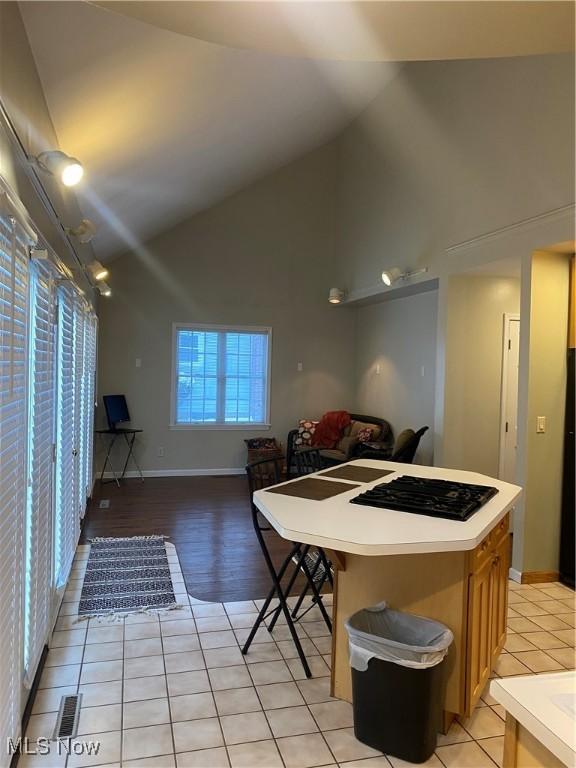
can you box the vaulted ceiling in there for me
[20,1,574,261]
[20,1,398,260]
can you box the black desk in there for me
[96,428,143,486]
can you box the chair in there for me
[278,448,333,623]
[390,426,429,463]
[294,447,324,475]
[242,458,331,677]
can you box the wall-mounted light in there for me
[328,288,345,304]
[381,266,428,286]
[66,218,96,244]
[97,281,112,297]
[87,260,109,282]
[35,150,84,187]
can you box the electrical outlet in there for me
[98,499,110,509]
[536,416,546,434]
[158,446,165,457]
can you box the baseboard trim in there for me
[101,468,245,479]
[508,568,522,583]
[521,570,560,585]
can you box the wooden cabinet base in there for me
[503,715,566,768]
[331,517,509,721]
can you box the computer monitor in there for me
[103,395,130,430]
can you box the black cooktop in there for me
[350,475,499,521]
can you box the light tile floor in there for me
[20,545,575,768]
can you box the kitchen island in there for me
[254,460,522,727]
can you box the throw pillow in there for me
[294,419,318,447]
[357,426,375,443]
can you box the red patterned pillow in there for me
[357,426,375,444]
[294,419,318,447]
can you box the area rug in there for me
[78,535,180,616]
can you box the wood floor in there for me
[82,475,306,602]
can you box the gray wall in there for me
[335,54,574,294]
[0,2,96,287]
[354,290,438,464]
[97,143,356,472]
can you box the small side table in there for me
[96,428,144,487]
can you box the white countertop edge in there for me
[254,494,518,556]
[490,676,575,767]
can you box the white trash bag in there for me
[345,602,453,672]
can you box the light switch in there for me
[536,416,546,433]
[375,364,381,375]
[297,362,303,372]
[135,358,142,368]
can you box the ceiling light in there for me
[328,288,345,304]
[87,260,109,282]
[35,150,84,187]
[381,266,428,286]
[67,219,97,244]
[98,281,112,297]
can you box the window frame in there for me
[170,322,272,430]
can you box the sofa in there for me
[286,413,394,476]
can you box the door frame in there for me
[498,313,521,480]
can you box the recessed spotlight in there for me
[35,150,84,187]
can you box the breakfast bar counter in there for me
[254,460,522,726]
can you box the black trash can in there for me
[345,602,453,764]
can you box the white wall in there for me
[97,143,357,472]
[335,53,574,295]
[442,276,521,476]
[355,289,438,464]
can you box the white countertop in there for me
[254,460,521,556]
[490,672,576,767]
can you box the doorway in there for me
[499,313,520,486]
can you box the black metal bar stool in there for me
[242,457,328,678]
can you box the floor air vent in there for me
[53,693,82,740]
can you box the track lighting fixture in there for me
[87,260,109,282]
[328,288,345,304]
[381,267,428,286]
[66,218,96,244]
[34,150,84,187]
[97,282,112,297]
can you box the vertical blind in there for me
[54,285,79,589]
[0,179,98,753]
[24,259,56,683]
[82,314,97,509]
[0,205,30,755]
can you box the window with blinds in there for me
[24,259,56,683]
[0,205,29,753]
[54,285,79,588]
[80,314,97,513]
[172,325,271,427]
